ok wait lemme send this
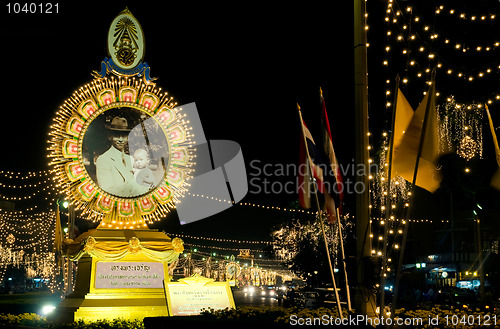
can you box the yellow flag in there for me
[486,106,500,190]
[390,88,415,174]
[486,106,500,167]
[392,80,442,192]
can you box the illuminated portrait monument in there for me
[46,8,234,322]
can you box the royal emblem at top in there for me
[94,8,154,82]
[109,8,144,69]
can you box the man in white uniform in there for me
[96,116,149,197]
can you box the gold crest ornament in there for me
[109,8,144,70]
[93,8,154,82]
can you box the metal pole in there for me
[450,193,455,265]
[67,204,75,294]
[55,204,67,296]
[391,73,435,318]
[298,105,344,320]
[354,0,377,318]
[476,217,485,301]
[380,76,400,315]
[336,207,352,311]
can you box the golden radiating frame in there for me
[48,76,195,229]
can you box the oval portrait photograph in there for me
[82,106,169,198]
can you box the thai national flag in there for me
[321,89,344,223]
[298,111,325,209]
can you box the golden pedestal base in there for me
[53,229,181,322]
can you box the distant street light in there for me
[41,305,56,315]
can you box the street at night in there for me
[233,288,280,307]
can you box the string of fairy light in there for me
[172,254,293,286]
[367,131,410,270]
[0,169,302,289]
[0,167,438,276]
[381,0,500,105]
[0,169,443,219]
[0,212,59,291]
[166,231,273,245]
[0,169,60,291]
[434,7,498,22]
[365,0,500,279]
[378,0,492,170]
[171,238,295,285]
[383,7,500,87]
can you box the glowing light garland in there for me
[366,0,495,280]
[173,254,288,286]
[370,135,411,212]
[438,97,483,160]
[271,216,353,274]
[374,0,490,184]
[434,6,498,22]
[165,232,272,245]
[183,243,266,253]
[381,0,500,106]
[0,165,447,288]
[0,209,59,291]
[368,133,407,274]
[0,165,436,231]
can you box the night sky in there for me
[1,1,499,244]
[0,1,352,239]
[0,1,352,170]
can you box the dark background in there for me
[0,1,353,239]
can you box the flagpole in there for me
[380,75,399,316]
[391,71,436,318]
[319,87,351,312]
[336,207,352,311]
[297,103,343,320]
[55,203,64,295]
[354,0,377,318]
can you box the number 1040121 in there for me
[6,3,58,14]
